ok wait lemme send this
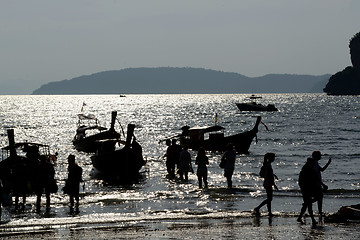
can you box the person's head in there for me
[312,151,321,161]
[183,144,189,151]
[197,147,205,156]
[68,154,76,165]
[264,152,275,163]
[172,139,177,145]
[166,139,171,146]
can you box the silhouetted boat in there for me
[161,116,262,154]
[248,94,263,100]
[90,124,145,183]
[73,111,121,153]
[236,102,278,112]
[0,129,57,196]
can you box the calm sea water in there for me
[0,94,360,235]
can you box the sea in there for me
[0,93,360,238]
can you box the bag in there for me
[219,159,225,168]
[259,165,266,178]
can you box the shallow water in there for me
[1,94,360,237]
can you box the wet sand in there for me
[2,213,360,239]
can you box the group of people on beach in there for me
[0,151,83,221]
[164,139,332,226]
[253,150,331,227]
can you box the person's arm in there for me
[320,157,332,171]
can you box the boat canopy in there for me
[188,125,225,133]
[78,113,97,121]
[1,142,49,151]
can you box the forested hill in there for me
[32,67,330,94]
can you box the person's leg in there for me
[203,174,208,188]
[15,195,19,210]
[308,203,317,226]
[22,195,26,211]
[198,176,202,188]
[225,171,233,188]
[75,195,80,209]
[297,190,309,223]
[70,195,74,208]
[45,191,51,210]
[36,193,42,212]
[317,192,323,215]
[255,199,268,213]
[266,187,273,216]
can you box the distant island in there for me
[324,32,360,95]
[32,67,330,95]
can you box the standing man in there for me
[312,150,331,217]
[36,155,56,212]
[64,155,83,213]
[178,145,193,181]
[297,157,318,226]
[220,143,236,189]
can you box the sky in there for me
[0,0,359,94]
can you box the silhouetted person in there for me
[164,139,176,178]
[36,155,56,212]
[297,157,318,226]
[195,147,209,188]
[64,155,83,212]
[178,145,193,181]
[11,157,28,211]
[221,143,236,188]
[312,150,331,217]
[254,152,278,216]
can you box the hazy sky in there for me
[0,0,359,94]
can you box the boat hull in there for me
[181,128,257,154]
[73,130,120,153]
[180,116,261,154]
[236,103,278,112]
[90,144,145,183]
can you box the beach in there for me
[2,212,360,239]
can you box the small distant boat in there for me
[119,95,126,97]
[161,116,262,154]
[236,102,278,112]
[248,94,262,100]
[90,124,145,183]
[73,111,121,153]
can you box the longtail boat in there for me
[161,116,262,154]
[73,111,121,153]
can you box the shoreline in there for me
[2,214,360,239]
